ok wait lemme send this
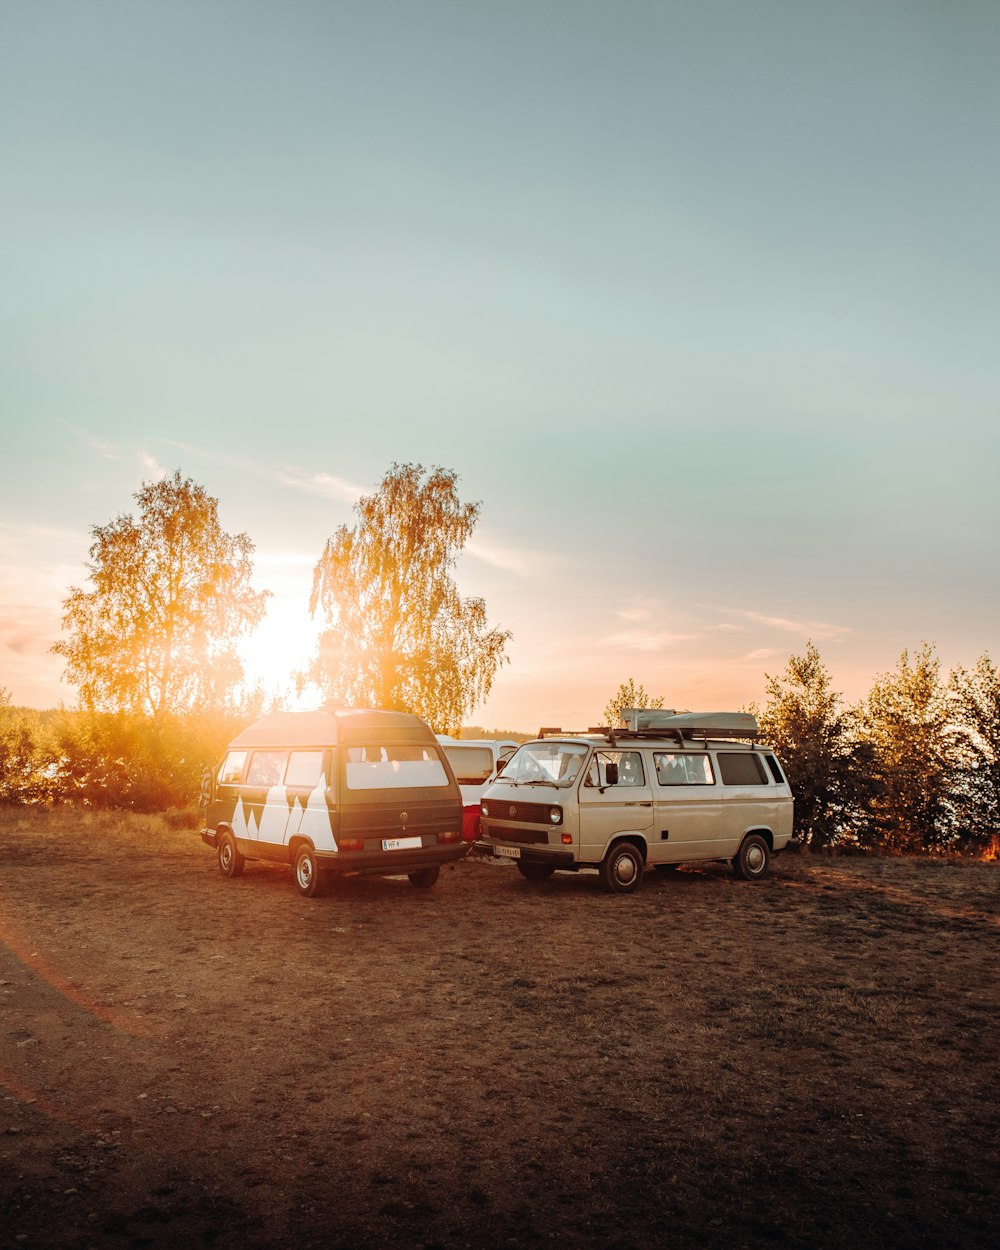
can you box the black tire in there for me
[599,841,645,894]
[733,833,771,881]
[293,843,325,898]
[517,861,555,882]
[217,830,244,879]
[408,865,440,889]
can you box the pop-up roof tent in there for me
[618,708,759,737]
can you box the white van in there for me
[476,710,793,893]
[201,708,465,897]
[436,736,519,841]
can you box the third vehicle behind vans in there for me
[436,735,519,841]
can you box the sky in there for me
[2,0,998,733]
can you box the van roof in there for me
[228,708,436,749]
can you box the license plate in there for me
[382,836,422,851]
[495,845,521,859]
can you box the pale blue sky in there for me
[2,0,997,730]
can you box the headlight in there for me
[549,807,562,824]
[481,802,489,817]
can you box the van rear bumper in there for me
[200,829,218,849]
[318,843,468,877]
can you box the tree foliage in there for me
[947,653,1000,850]
[602,678,664,729]
[53,472,269,717]
[860,643,955,851]
[306,463,511,734]
[755,642,875,847]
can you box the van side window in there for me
[285,750,325,788]
[246,751,286,788]
[584,750,644,787]
[764,754,786,784]
[653,753,714,785]
[717,752,767,785]
[218,750,246,786]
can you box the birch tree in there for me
[306,463,510,734]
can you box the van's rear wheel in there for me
[217,830,244,878]
[293,844,325,898]
[734,833,770,881]
[599,842,645,894]
[517,861,555,882]
[408,865,440,889]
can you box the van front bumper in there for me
[475,840,576,870]
[200,829,218,849]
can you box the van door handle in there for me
[625,801,652,807]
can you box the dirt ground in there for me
[1,810,997,1250]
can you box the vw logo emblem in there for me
[399,811,408,824]
[509,805,517,818]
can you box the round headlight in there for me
[481,802,489,817]
[549,807,562,824]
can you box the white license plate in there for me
[494,845,521,859]
[382,836,422,851]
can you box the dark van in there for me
[200,708,465,897]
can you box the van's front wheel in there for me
[293,844,325,898]
[734,833,770,881]
[599,842,645,894]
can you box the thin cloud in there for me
[720,608,851,641]
[744,648,779,661]
[276,469,365,503]
[601,630,697,652]
[61,422,166,479]
[159,439,367,503]
[464,535,534,575]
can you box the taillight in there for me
[339,838,364,852]
[439,829,461,844]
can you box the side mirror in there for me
[604,761,619,787]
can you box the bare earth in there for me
[1,810,997,1250]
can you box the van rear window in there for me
[345,744,449,791]
[443,745,495,785]
[717,753,767,785]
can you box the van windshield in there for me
[500,741,589,788]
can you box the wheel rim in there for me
[615,853,637,886]
[745,843,765,874]
[296,855,314,890]
[220,841,232,871]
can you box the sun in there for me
[238,595,323,706]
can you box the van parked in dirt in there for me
[201,708,466,897]
[436,735,520,841]
[476,710,793,893]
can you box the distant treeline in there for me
[0,701,528,817]
[0,701,245,815]
[2,640,998,856]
